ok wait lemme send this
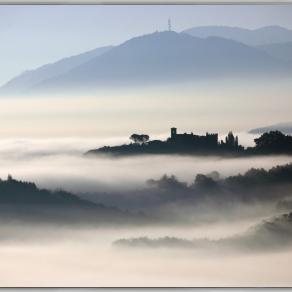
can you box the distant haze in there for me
[0,78,292,138]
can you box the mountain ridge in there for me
[2,27,292,95]
[249,121,292,134]
[258,41,292,61]
[183,25,292,46]
[24,31,292,94]
[0,45,113,95]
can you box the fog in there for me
[0,139,292,286]
[0,137,291,195]
[114,213,292,252]
[0,77,292,285]
[1,216,292,286]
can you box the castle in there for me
[88,127,292,157]
[89,127,243,156]
[168,127,218,148]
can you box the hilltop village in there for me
[86,127,292,157]
[86,127,244,156]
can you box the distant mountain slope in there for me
[0,46,113,95]
[0,175,95,206]
[2,30,292,95]
[113,212,292,252]
[28,31,292,94]
[183,25,292,46]
[249,122,292,134]
[0,175,139,224]
[258,42,292,61]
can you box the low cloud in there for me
[114,212,292,253]
[0,138,291,196]
[1,138,292,226]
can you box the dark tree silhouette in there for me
[0,176,96,206]
[130,134,150,145]
[147,174,187,191]
[254,131,292,153]
[86,128,292,157]
[193,174,218,189]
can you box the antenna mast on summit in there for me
[168,18,172,31]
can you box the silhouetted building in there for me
[220,131,242,150]
[168,127,218,148]
[88,127,248,156]
[225,131,238,147]
[171,127,177,139]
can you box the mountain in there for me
[183,25,292,46]
[113,212,292,252]
[23,31,292,94]
[0,175,138,224]
[2,31,292,95]
[0,175,96,206]
[0,46,113,95]
[249,121,292,134]
[258,42,292,61]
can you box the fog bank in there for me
[114,212,292,253]
[0,138,291,194]
[1,219,292,286]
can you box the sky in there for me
[1,4,292,85]
[0,78,292,138]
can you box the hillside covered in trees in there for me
[0,175,134,224]
[87,129,292,157]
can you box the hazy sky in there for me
[1,4,292,85]
[0,78,291,137]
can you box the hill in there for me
[183,25,292,46]
[86,129,292,157]
[249,122,292,134]
[104,163,292,224]
[29,31,292,93]
[0,175,135,224]
[0,175,94,206]
[0,46,113,95]
[2,31,291,95]
[113,212,292,252]
[257,42,292,61]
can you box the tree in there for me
[254,131,292,153]
[130,134,150,145]
[193,174,218,189]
